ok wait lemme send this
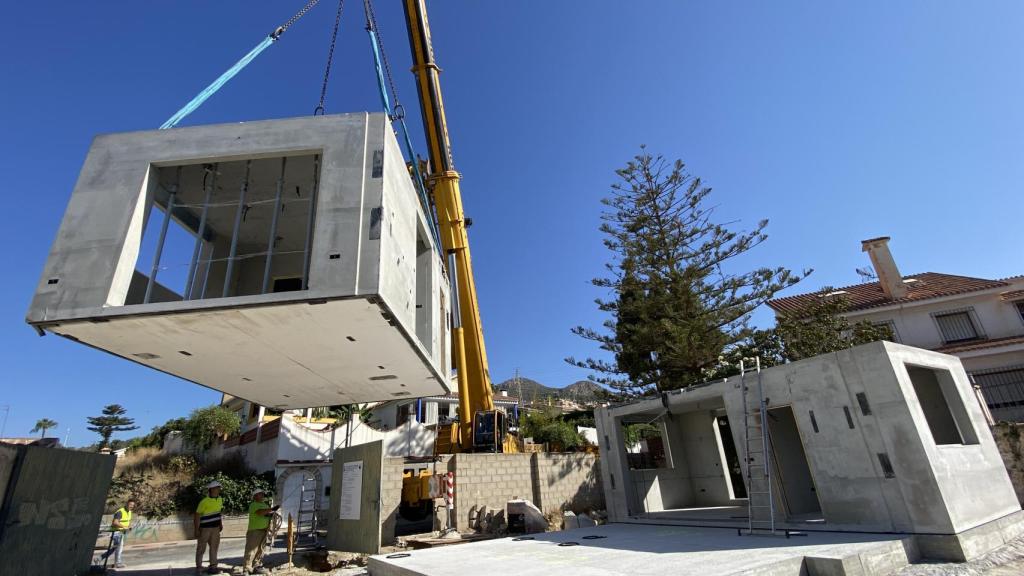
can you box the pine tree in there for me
[87,404,138,450]
[568,149,808,396]
[773,288,895,361]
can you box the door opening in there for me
[766,406,822,519]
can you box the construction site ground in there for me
[95,537,370,576]
[90,526,1024,576]
[368,524,1024,576]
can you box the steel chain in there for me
[315,0,346,114]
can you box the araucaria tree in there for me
[87,404,138,450]
[568,149,808,397]
[774,288,894,361]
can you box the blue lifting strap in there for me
[160,35,276,130]
[367,27,443,253]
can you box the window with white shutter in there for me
[933,309,983,344]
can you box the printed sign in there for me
[339,460,363,520]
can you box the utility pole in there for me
[0,405,9,439]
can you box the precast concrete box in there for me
[26,113,451,409]
[596,341,1023,560]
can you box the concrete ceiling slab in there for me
[50,298,449,409]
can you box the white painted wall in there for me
[848,284,1024,350]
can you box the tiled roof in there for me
[1001,289,1024,301]
[767,272,1010,316]
[935,335,1024,354]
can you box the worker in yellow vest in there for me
[243,488,279,575]
[194,481,224,575]
[101,497,135,569]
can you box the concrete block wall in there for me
[452,453,604,532]
[453,453,537,532]
[534,453,603,514]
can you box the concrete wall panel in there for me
[0,445,115,576]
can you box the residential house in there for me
[768,237,1024,421]
[370,390,521,429]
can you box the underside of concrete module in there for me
[596,341,1023,561]
[26,113,451,409]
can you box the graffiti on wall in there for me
[17,497,95,531]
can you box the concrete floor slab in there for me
[368,524,916,576]
[51,297,444,408]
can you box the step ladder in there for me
[295,471,322,541]
[740,357,779,535]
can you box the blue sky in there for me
[2,1,1021,446]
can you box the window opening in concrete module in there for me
[906,365,979,446]
[132,169,197,304]
[124,153,320,305]
[622,421,669,470]
[414,225,432,356]
[766,406,822,518]
[713,416,746,499]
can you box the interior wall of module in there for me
[596,342,1021,536]
[26,113,451,409]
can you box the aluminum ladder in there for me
[740,357,778,535]
[295,471,321,540]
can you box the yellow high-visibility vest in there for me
[111,507,132,531]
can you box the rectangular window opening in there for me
[621,419,669,470]
[414,226,433,356]
[714,415,746,499]
[124,153,320,305]
[906,364,979,446]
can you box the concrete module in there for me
[596,341,1023,561]
[26,113,450,408]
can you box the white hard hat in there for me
[252,489,266,497]
[206,481,222,489]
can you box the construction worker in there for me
[101,497,135,568]
[194,481,224,575]
[243,488,279,575]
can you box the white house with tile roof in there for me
[768,237,1024,421]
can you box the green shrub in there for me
[181,472,275,515]
[521,410,588,451]
[183,406,242,451]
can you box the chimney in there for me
[500,390,508,397]
[861,237,908,300]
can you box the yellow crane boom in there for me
[402,0,509,451]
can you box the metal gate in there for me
[326,440,383,554]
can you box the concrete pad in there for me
[368,524,915,576]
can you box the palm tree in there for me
[31,418,58,438]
